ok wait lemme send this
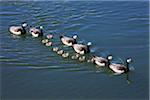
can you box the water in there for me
[0,1,149,100]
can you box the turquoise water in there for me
[0,1,149,100]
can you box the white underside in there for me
[61,39,73,46]
[109,64,124,74]
[9,27,21,35]
[31,32,39,37]
[52,48,59,52]
[57,50,63,55]
[74,48,84,55]
[73,47,84,54]
[95,61,105,66]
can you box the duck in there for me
[46,34,53,39]
[52,47,59,52]
[91,55,112,67]
[9,22,28,35]
[60,34,78,46]
[78,56,86,62]
[108,58,132,74]
[62,52,69,58]
[71,53,80,59]
[29,26,43,37]
[72,42,92,55]
[57,49,64,55]
[45,42,52,46]
[41,39,49,44]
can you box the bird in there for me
[71,53,80,59]
[91,55,112,67]
[46,34,53,39]
[9,22,28,35]
[78,56,86,62]
[29,26,43,37]
[62,52,69,58]
[57,49,64,55]
[52,47,59,52]
[72,42,92,55]
[108,58,132,74]
[45,42,52,46]
[60,34,78,46]
[41,39,49,44]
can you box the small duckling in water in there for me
[87,59,92,63]
[46,34,53,39]
[71,53,80,59]
[78,56,86,62]
[62,52,69,58]
[57,50,64,55]
[52,47,59,52]
[45,42,52,46]
[41,39,49,44]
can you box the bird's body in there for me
[9,23,27,35]
[45,42,52,46]
[109,63,126,74]
[91,56,108,67]
[62,52,69,58]
[78,56,86,62]
[108,58,132,74]
[60,35,77,46]
[71,53,80,59]
[29,26,43,37]
[52,47,59,52]
[72,42,91,55]
[57,50,64,55]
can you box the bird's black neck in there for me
[60,35,63,39]
[107,60,111,67]
[21,26,26,34]
[126,62,129,72]
[74,39,77,44]
[87,46,90,53]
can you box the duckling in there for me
[52,47,59,52]
[71,53,80,59]
[46,34,53,39]
[78,56,86,62]
[29,26,43,37]
[9,22,28,35]
[62,52,69,58]
[57,49,64,55]
[108,58,132,74]
[72,42,92,55]
[60,34,78,46]
[45,42,52,46]
[41,39,49,44]
[91,55,112,67]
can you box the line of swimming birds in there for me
[9,22,133,75]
